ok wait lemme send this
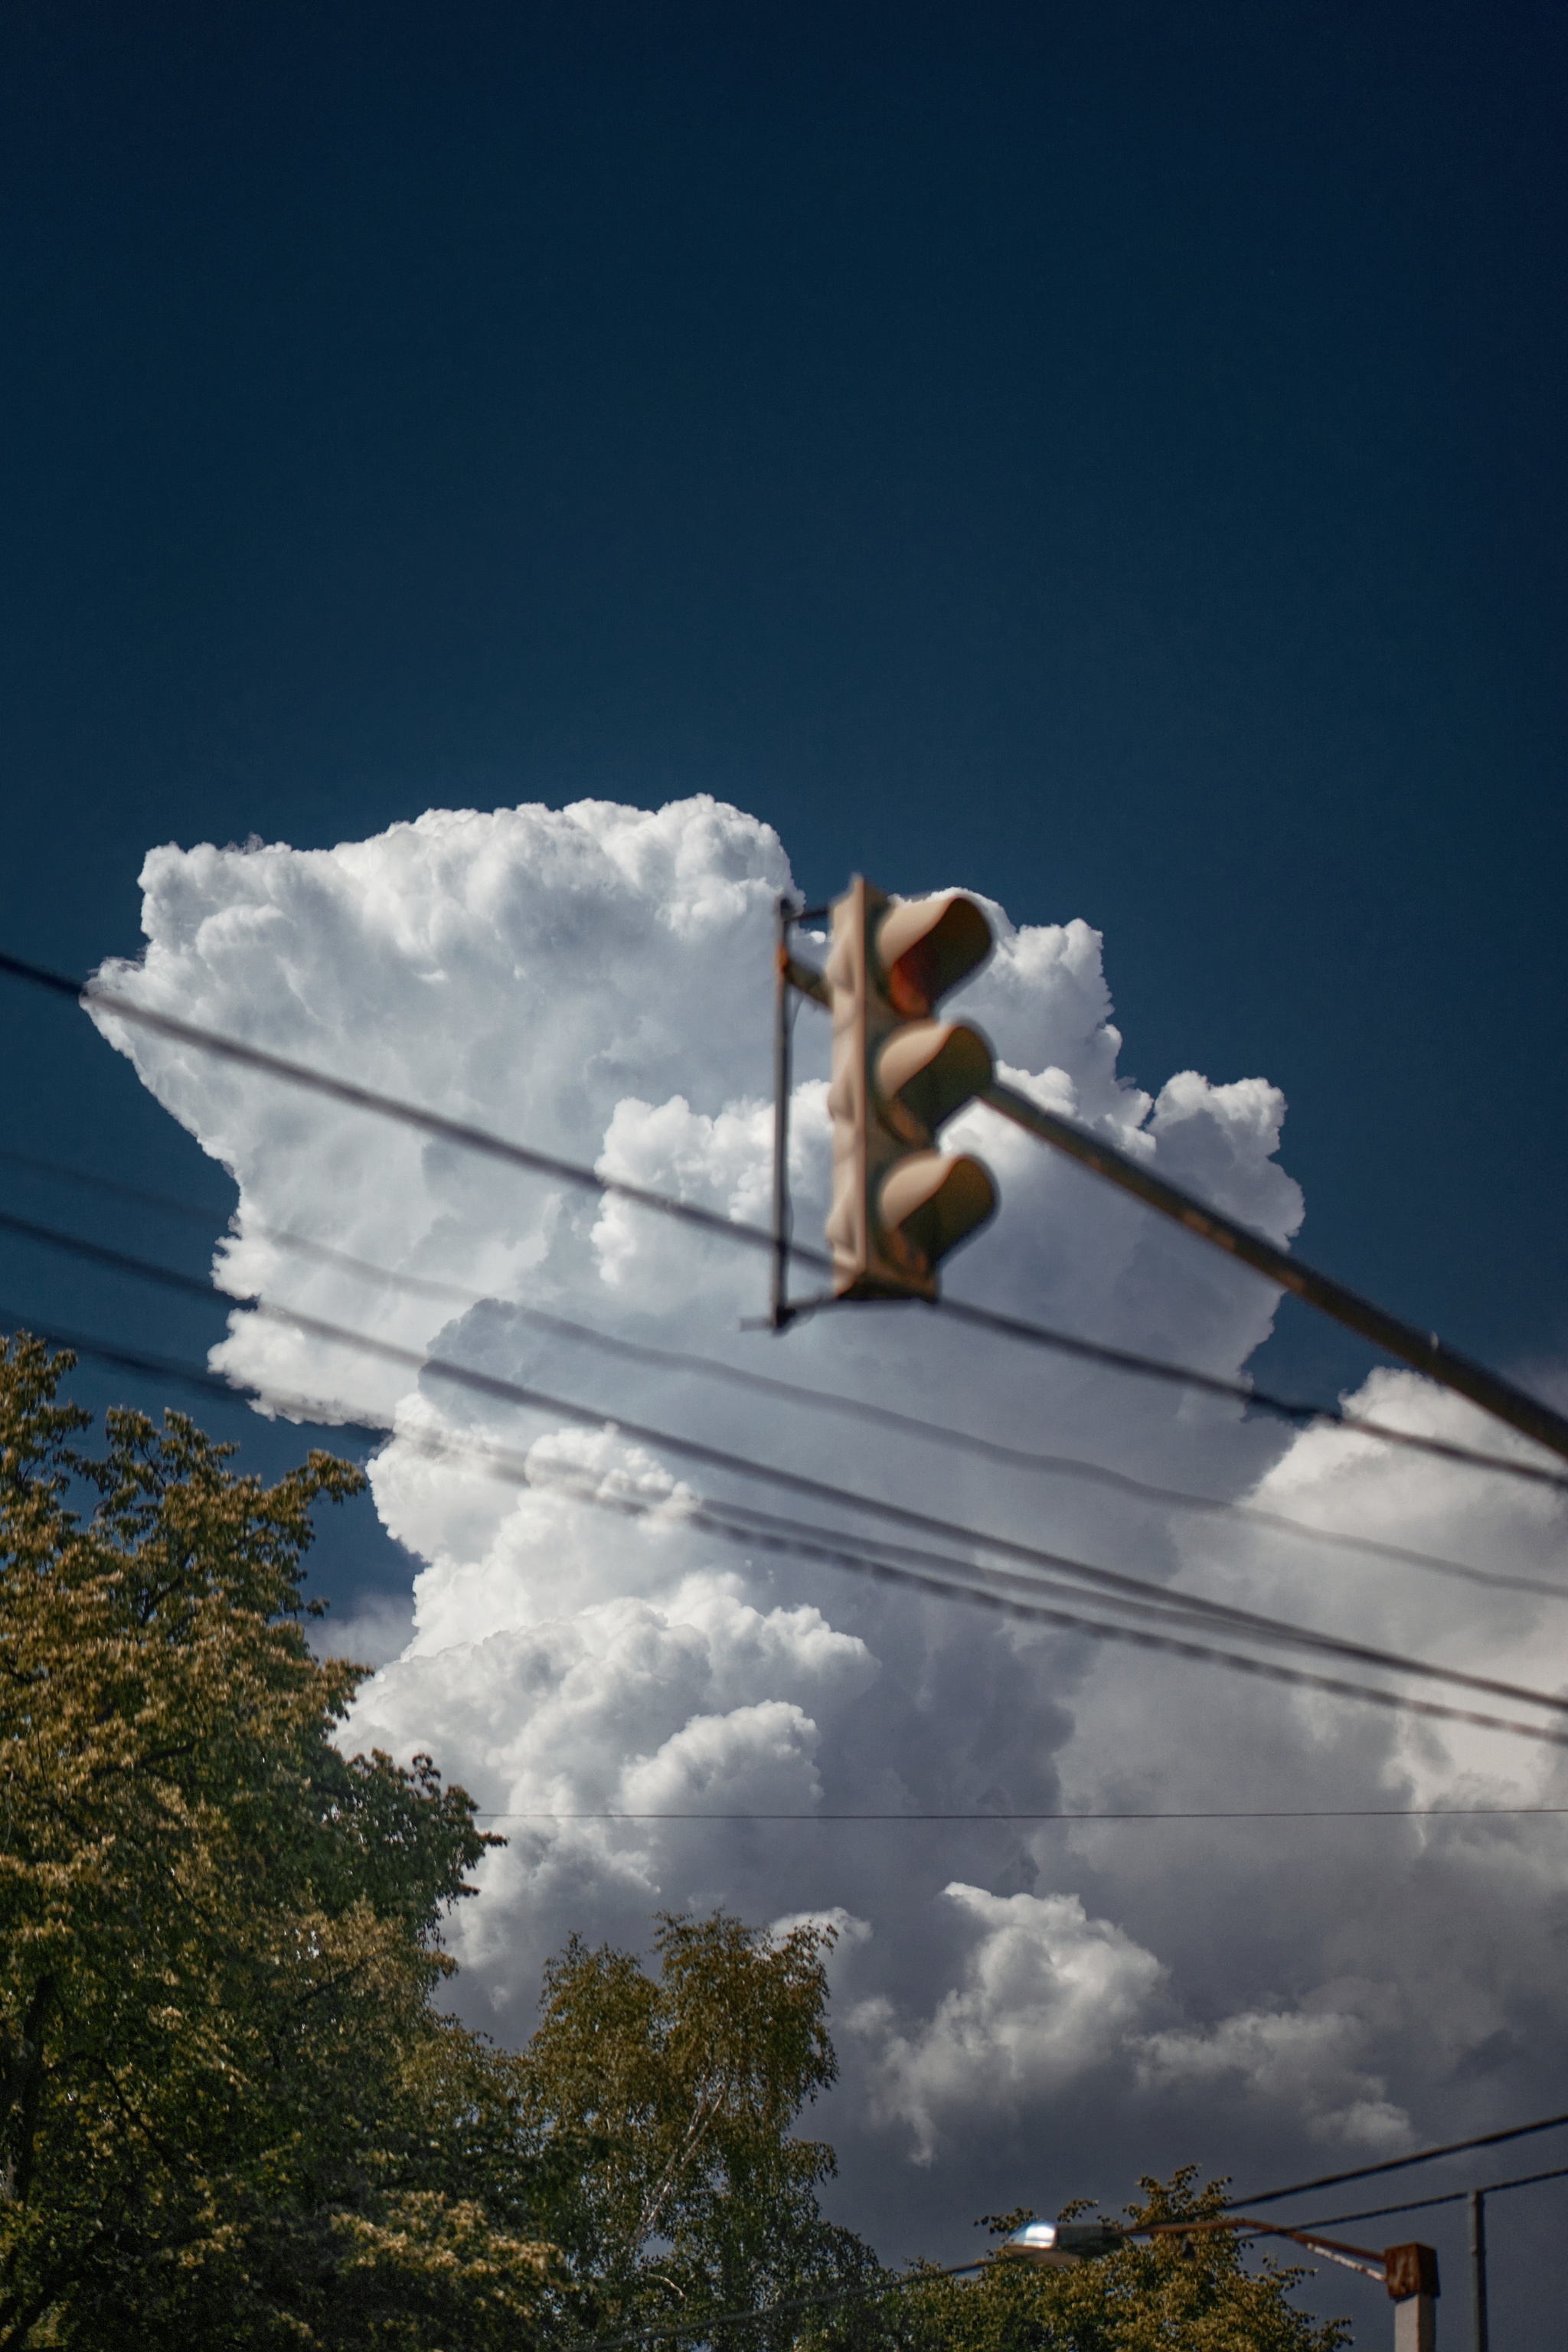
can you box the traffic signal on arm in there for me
[824,877,999,1300]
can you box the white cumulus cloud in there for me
[1137,2001,1410,2150]
[88,792,1568,2264]
[850,1884,1166,2161]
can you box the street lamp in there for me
[1001,2212,1439,2346]
[1001,2220,1126,2267]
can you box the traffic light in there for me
[824,876,998,1300]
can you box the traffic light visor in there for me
[877,1150,996,1272]
[875,1019,994,1140]
[875,893,993,1018]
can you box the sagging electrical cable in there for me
[406,1442,1568,1746]
[589,2151,1568,2344]
[470,1808,1568,1821]
[5,1144,1561,1606]
[2,1208,1566,1723]
[384,1416,1563,1712]
[587,2257,985,2350]
[1282,2161,1568,2235]
[2,948,1564,1491]
[632,1477,1568,1708]
[6,1301,1568,1749]
[6,1210,1568,1720]
[1225,2106,1568,2210]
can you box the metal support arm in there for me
[981,1078,1568,1468]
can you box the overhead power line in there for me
[1227,2107,1568,2211]
[592,2258,985,2350]
[0,950,795,1259]
[7,1295,1568,1751]
[7,1145,1561,1607]
[8,1266,1566,1796]
[635,1472,1568,1719]
[505,1456,1568,1747]
[1289,2161,1568,2233]
[592,2158,1568,2347]
[10,1196,1568,1744]
[2,947,1563,1491]
[0,1308,246,1413]
[7,1207,1568,1724]
[466,1807,1568,1822]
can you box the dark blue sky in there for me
[1,5,1566,2322]
[1,2,1564,1578]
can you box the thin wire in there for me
[10,1306,1568,1754]
[17,1316,1568,1762]
[1285,2161,1568,2233]
[462,1457,1568,1748]
[590,2258,984,2350]
[0,951,799,1261]
[8,1221,1568,1736]
[31,1243,1555,1774]
[0,1312,247,1411]
[2,948,1563,1491]
[465,1807,1568,1822]
[665,1485,1568,1720]
[309,1389,1568,1747]
[7,1144,1562,1606]
[651,1476,1568,1710]
[1227,2107,1568,2210]
[7,1216,1568,1727]
[0,1148,240,1232]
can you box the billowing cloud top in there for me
[92,795,1568,2285]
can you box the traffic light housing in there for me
[824,877,998,1300]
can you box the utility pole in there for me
[1387,2243,1441,2351]
[1468,2190,1488,2352]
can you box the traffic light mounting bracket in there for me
[769,892,832,1331]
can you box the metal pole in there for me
[1468,2189,1488,2352]
[1387,2246,1441,2352]
[770,895,796,1331]
[980,1076,1568,1468]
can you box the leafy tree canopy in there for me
[0,1335,548,2350]
[0,1338,1354,2352]
[867,2176,1350,2352]
[519,1908,884,2350]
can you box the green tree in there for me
[0,1335,1354,2352]
[881,2174,1349,2352]
[0,1334,549,2349]
[518,1909,884,2350]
